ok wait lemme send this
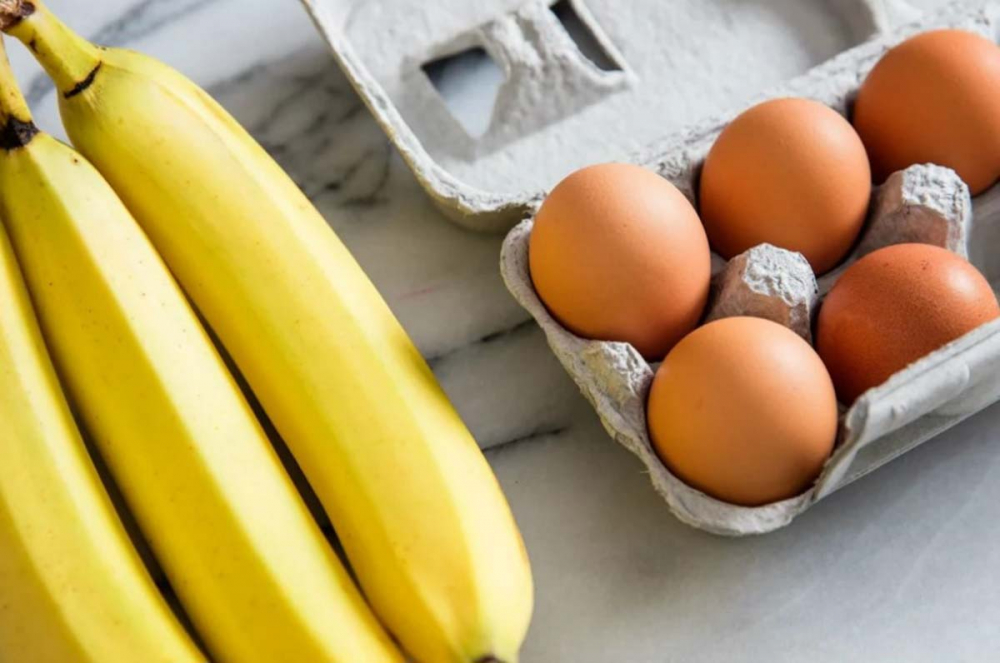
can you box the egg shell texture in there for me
[699,97,871,275]
[817,243,1000,404]
[853,29,1000,195]
[528,162,711,360]
[648,317,838,507]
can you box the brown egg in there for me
[699,98,871,275]
[529,162,711,359]
[853,29,1000,195]
[817,243,1000,404]
[647,317,838,506]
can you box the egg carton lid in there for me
[300,0,921,232]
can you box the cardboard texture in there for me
[302,0,920,230]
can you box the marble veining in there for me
[23,0,222,104]
[9,1,1000,661]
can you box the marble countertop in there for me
[12,1,1000,661]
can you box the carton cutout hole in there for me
[551,0,621,72]
[422,46,505,138]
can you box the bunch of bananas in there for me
[0,2,532,662]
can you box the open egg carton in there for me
[303,0,1000,533]
[500,2,1000,534]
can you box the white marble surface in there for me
[10,1,1000,661]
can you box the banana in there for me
[0,26,403,663]
[0,2,534,661]
[0,42,204,663]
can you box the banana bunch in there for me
[0,26,402,663]
[0,1,533,662]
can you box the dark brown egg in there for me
[817,243,999,404]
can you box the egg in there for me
[698,98,871,275]
[817,243,1000,404]
[529,162,711,359]
[647,317,838,506]
[853,29,1000,195]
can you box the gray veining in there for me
[9,1,1000,661]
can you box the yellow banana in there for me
[0,25,403,663]
[1,2,534,661]
[0,42,204,663]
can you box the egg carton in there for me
[500,2,1000,535]
[302,0,924,231]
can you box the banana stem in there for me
[1,0,102,99]
[0,0,34,32]
[0,35,37,149]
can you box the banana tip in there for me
[0,0,34,31]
